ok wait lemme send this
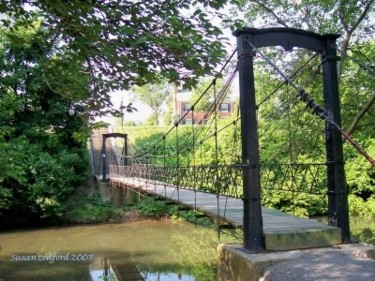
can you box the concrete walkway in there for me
[262,244,375,281]
[217,243,375,281]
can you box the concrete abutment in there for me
[217,243,375,281]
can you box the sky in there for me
[109,90,151,124]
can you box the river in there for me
[0,220,237,281]
[1,215,372,281]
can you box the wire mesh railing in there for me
[109,161,328,202]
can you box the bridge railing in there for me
[262,163,327,195]
[109,162,327,201]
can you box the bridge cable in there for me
[257,52,320,108]
[175,124,180,209]
[257,55,323,150]
[118,50,238,162]
[114,50,241,230]
[191,108,199,226]
[163,136,167,199]
[286,81,296,215]
[246,40,375,168]
[141,49,238,158]
[212,78,221,239]
[223,106,242,222]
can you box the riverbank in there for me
[61,181,155,225]
[62,186,211,226]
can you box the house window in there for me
[182,103,191,112]
[220,103,230,113]
[185,119,193,125]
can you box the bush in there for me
[345,140,375,200]
[64,191,120,223]
[0,138,89,226]
[348,195,375,218]
[137,197,167,217]
[261,189,327,218]
[348,195,375,245]
[135,197,213,225]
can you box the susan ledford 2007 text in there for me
[10,253,94,263]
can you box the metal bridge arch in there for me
[102,133,128,181]
[234,27,349,251]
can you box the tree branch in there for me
[338,1,349,32]
[338,0,375,77]
[347,91,375,136]
[252,0,289,27]
[348,0,375,36]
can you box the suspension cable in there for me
[257,52,320,107]
[191,108,198,226]
[212,78,221,239]
[246,40,375,168]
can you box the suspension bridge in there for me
[89,28,375,252]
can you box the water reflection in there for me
[88,254,188,281]
[0,220,234,280]
[90,255,118,281]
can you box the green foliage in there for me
[349,195,375,244]
[130,81,171,125]
[0,186,11,210]
[163,92,174,126]
[233,0,375,187]
[1,0,228,100]
[261,189,328,217]
[345,139,375,199]
[65,191,120,224]
[348,195,375,218]
[135,197,212,225]
[117,125,194,165]
[0,21,90,225]
[0,137,89,224]
[350,216,375,245]
[340,41,375,199]
[232,0,374,37]
[143,115,159,126]
[137,197,167,217]
[0,0,231,226]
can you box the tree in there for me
[131,81,171,125]
[231,0,375,137]
[0,0,229,117]
[163,92,174,126]
[0,21,89,225]
[341,40,375,137]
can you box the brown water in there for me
[0,220,228,281]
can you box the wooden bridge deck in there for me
[108,176,341,251]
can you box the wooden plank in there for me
[108,176,341,251]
